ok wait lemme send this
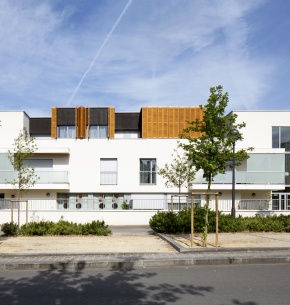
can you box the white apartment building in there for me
[0,107,288,215]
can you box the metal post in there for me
[191,194,194,247]
[232,140,236,219]
[26,200,28,225]
[215,194,218,247]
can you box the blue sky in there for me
[0,0,290,117]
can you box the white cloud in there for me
[0,0,284,116]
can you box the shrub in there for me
[19,219,111,236]
[218,214,246,233]
[1,222,19,236]
[149,212,179,233]
[149,208,290,234]
[149,207,217,234]
[20,221,54,236]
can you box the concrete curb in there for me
[1,230,290,270]
[157,233,290,253]
[1,252,290,271]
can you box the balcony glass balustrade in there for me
[193,171,285,184]
[0,171,69,184]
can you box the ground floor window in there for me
[57,193,124,210]
[272,193,290,210]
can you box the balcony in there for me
[0,171,69,185]
[193,171,285,185]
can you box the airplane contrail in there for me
[66,0,133,106]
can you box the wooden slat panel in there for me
[179,108,185,135]
[141,108,147,138]
[141,106,202,138]
[77,107,86,139]
[173,108,179,137]
[51,107,57,139]
[168,108,174,138]
[108,107,115,138]
[157,108,162,138]
[163,108,168,138]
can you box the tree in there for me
[180,85,252,246]
[157,149,195,210]
[7,128,39,199]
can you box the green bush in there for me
[18,219,112,236]
[149,208,290,234]
[218,214,246,233]
[149,212,179,233]
[1,222,19,236]
[149,208,217,234]
[20,221,54,236]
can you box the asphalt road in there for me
[0,264,289,305]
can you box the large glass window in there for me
[58,126,76,138]
[272,127,290,185]
[272,127,290,151]
[100,159,117,185]
[90,126,108,138]
[140,159,156,184]
[272,127,279,148]
[281,127,290,151]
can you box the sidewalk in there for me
[0,227,290,270]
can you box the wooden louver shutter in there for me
[108,107,115,138]
[77,106,86,139]
[51,107,57,139]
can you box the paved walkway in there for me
[0,226,290,270]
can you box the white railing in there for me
[0,198,289,212]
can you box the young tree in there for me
[180,85,252,246]
[157,149,195,210]
[7,128,39,199]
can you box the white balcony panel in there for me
[0,171,69,184]
[193,171,285,185]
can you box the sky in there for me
[0,0,290,117]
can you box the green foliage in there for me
[1,222,19,236]
[217,214,246,232]
[18,219,111,236]
[7,128,39,199]
[149,212,180,233]
[149,208,290,234]
[121,201,130,210]
[157,149,195,193]
[179,85,253,244]
[180,86,252,185]
[149,208,215,234]
[246,215,290,232]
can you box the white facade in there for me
[0,108,289,218]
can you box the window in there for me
[58,126,76,138]
[140,159,156,184]
[272,127,290,185]
[272,127,290,151]
[100,159,117,185]
[90,126,108,138]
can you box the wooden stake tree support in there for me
[10,200,29,227]
[191,192,219,248]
